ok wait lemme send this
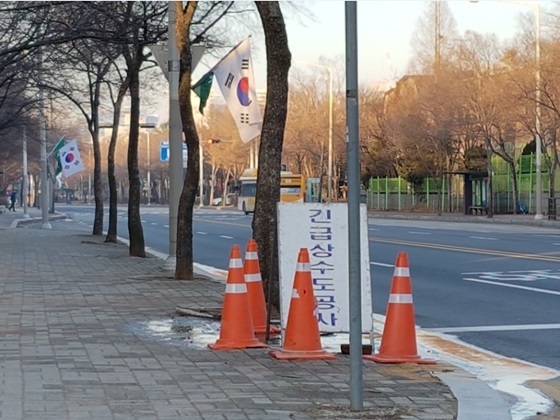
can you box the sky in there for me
[155,0,547,123]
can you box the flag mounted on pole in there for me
[58,139,85,178]
[193,37,262,144]
[192,71,213,115]
[50,137,65,176]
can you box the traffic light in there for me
[208,139,221,144]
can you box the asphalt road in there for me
[61,204,560,372]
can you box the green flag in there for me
[50,138,65,176]
[192,71,213,115]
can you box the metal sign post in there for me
[345,1,363,411]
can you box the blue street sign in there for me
[160,141,187,164]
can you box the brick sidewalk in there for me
[0,219,458,419]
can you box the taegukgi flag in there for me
[210,37,262,143]
[58,139,85,177]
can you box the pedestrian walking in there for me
[8,190,17,212]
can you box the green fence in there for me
[367,153,557,214]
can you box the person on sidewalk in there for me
[8,190,17,212]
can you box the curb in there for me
[368,212,560,229]
[9,214,68,229]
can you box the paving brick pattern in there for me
[0,212,457,419]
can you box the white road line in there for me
[426,323,560,333]
[368,228,379,231]
[163,225,169,228]
[409,231,430,235]
[464,277,560,296]
[469,236,497,241]
[553,243,560,246]
[220,235,233,239]
[370,262,394,268]
[141,220,147,223]
[197,232,207,235]
[151,223,158,226]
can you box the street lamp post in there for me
[22,126,30,218]
[38,49,51,229]
[295,62,333,201]
[141,116,158,206]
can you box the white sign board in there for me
[278,202,372,333]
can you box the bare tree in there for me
[409,0,459,74]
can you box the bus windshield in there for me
[240,182,257,197]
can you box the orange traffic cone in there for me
[209,245,267,350]
[244,239,281,336]
[269,248,336,360]
[364,252,435,364]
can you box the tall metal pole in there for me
[534,4,543,220]
[345,1,363,411]
[327,67,333,201]
[22,126,30,218]
[199,142,204,207]
[39,49,51,229]
[165,1,182,269]
[147,131,151,206]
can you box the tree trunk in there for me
[105,76,129,244]
[127,61,146,257]
[209,161,216,206]
[253,1,291,311]
[92,138,104,235]
[508,160,519,214]
[486,147,494,218]
[92,80,104,236]
[175,2,199,280]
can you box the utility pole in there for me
[39,49,51,229]
[345,0,363,411]
[22,126,30,218]
[165,1,182,269]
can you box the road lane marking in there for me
[163,225,169,228]
[372,237,560,263]
[409,231,430,235]
[469,236,497,241]
[463,277,560,296]
[193,218,250,228]
[220,235,233,239]
[370,262,394,268]
[197,232,207,235]
[426,323,560,333]
[151,223,158,226]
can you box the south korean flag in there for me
[212,37,262,144]
[58,139,85,178]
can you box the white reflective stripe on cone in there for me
[393,267,410,277]
[245,251,258,260]
[296,262,311,272]
[388,293,413,304]
[244,273,262,283]
[291,288,300,298]
[229,258,243,269]
[226,283,247,294]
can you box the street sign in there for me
[277,202,372,333]
[150,45,206,82]
[160,141,188,167]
